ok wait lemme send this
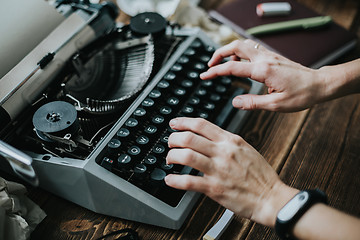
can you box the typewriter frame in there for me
[10,27,263,229]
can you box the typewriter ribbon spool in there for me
[130,12,167,36]
[32,101,79,142]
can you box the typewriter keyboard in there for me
[99,38,245,207]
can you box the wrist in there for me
[318,59,360,102]
[314,66,337,103]
[275,189,328,240]
[251,181,299,228]
[317,65,343,101]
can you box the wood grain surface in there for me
[27,0,360,239]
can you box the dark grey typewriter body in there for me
[0,1,262,229]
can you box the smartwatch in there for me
[275,189,327,240]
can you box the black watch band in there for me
[275,189,327,240]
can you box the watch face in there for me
[277,192,309,221]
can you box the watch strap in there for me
[275,189,327,240]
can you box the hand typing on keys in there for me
[165,38,360,239]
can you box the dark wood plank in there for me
[298,0,359,29]
[30,193,229,239]
[244,0,360,238]
[246,94,360,240]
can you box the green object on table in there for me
[246,16,332,36]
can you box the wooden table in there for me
[28,0,360,239]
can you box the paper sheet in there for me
[0,0,64,79]
[0,177,46,240]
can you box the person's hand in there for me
[165,117,298,227]
[200,39,327,112]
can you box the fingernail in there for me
[164,175,171,183]
[233,98,243,107]
[169,118,178,127]
[200,72,208,79]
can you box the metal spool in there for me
[33,101,79,141]
[130,12,167,36]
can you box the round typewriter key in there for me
[125,118,138,127]
[160,133,169,144]
[150,168,166,182]
[221,77,232,85]
[164,72,176,81]
[117,128,130,138]
[196,88,207,96]
[181,80,193,88]
[198,111,209,119]
[188,96,200,105]
[194,62,206,71]
[108,139,121,153]
[167,126,177,133]
[204,102,215,110]
[152,115,164,124]
[167,97,179,106]
[133,107,146,117]
[134,163,147,174]
[118,154,131,166]
[161,161,174,171]
[157,80,170,89]
[159,106,172,115]
[184,48,196,56]
[108,138,121,149]
[190,39,202,48]
[142,98,155,107]
[149,89,161,98]
[205,45,216,53]
[145,155,157,165]
[128,146,141,156]
[200,55,211,63]
[144,125,157,134]
[153,144,165,154]
[182,105,194,114]
[171,63,183,72]
[210,93,221,102]
[201,80,213,87]
[136,135,149,145]
[187,71,199,79]
[174,88,186,96]
[216,85,227,93]
[178,56,189,64]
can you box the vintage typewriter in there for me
[0,0,262,229]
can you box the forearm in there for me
[255,183,360,239]
[292,203,360,240]
[319,58,360,102]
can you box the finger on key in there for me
[200,61,253,80]
[208,39,260,67]
[168,131,216,157]
[166,148,213,174]
[169,117,230,142]
[165,174,209,193]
